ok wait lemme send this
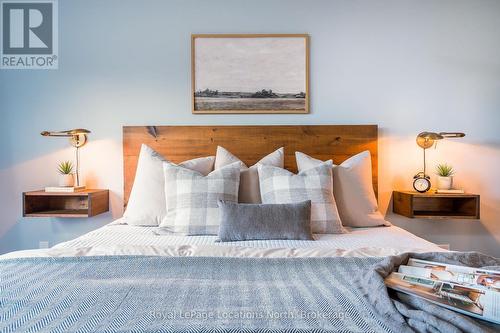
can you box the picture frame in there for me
[191,34,310,114]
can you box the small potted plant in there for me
[58,161,74,187]
[436,163,455,190]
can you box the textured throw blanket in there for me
[0,253,498,332]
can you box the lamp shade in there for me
[41,129,91,137]
[416,132,443,149]
[41,128,91,148]
[439,132,465,138]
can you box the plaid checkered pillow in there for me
[258,161,346,234]
[160,162,241,235]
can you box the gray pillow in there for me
[258,162,346,234]
[161,162,241,235]
[296,151,389,227]
[217,200,313,242]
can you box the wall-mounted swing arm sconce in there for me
[412,131,465,192]
[416,131,465,149]
[40,129,91,187]
[40,128,91,148]
[413,132,465,193]
[415,131,465,174]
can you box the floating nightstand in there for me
[23,189,109,218]
[393,191,480,219]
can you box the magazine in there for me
[403,258,500,291]
[384,258,500,324]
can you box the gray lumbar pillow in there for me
[217,200,313,242]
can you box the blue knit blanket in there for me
[1,254,497,332]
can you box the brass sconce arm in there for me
[40,129,91,148]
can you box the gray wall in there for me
[1,0,499,256]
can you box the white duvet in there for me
[1,218,445,260]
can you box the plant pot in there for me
[437,176,453,190]
[58,174,74,187]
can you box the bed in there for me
[1,125,496,333]
[2,220,443,260]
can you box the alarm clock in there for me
[413,172,431,193]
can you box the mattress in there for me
[1,218,444,259]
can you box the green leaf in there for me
[57,161,74,175]
[435,163,455,177]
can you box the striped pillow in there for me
[258,161,346,234]
[160,162,241,235]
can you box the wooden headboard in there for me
[123,125,378,207]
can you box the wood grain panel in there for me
[23,189,109,218]
[393,191,480,219]
[123,125,378,207]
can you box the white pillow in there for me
[258,161,346,234]
[160,161,241,235]
[123,144,215,226]
[296,151,389,227]
[215,146,284,203]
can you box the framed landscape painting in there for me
[192,34,309,114]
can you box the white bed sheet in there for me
[1,218,445,259]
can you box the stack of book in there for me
[385,258,500,324]
[44,186,85,193]
[435,189,465,194]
